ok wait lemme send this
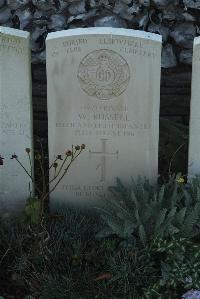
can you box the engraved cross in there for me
[89,139,119,182]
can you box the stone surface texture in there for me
[0,26,33,214]
[46,27,161,207]
[188,36,200,176]
[0,0,199,67]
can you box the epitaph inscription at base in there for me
[46,28,162,208]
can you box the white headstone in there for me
[46,28,162,208]
[0,27,33,214]
[188,37,200,177]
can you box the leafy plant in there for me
[144,237,200,298]
[97,176,200,246]
[105,245,158,297]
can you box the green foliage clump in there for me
[144,237,200,298]
[97,175,200,245]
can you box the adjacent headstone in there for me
[188,36,200,177]
[0,27,33,214]
[46,28,162,208]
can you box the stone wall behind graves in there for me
[0,0,199,67]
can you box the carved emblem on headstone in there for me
[77,49,130,100]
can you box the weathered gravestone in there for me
[0,27,33,214]
[46,28,162,208]
[188,36,200,177]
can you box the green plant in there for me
[144,237,200,298]
[104,245,158,297]
[97,175,200,246]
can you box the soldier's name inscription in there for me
[55,102,151,138]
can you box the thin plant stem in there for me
[47,157,58,176]
[29,182,32,198]
[53,165,57,178]
[49,156,68,184]
[27,152,34,196]
[42,149,83,203]
[37,139,47,192]
[39,158,46,194]
[15,158,42,195]
[27,152,33,182]
[48,149,77,185]
[38,139,45,168]
[168,143,186,175]
[38,158,47,219]
[49,160,56,172]
[49,149,83,194]
[15,158,32,180]
[0,248,10,266]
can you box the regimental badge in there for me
[77,49,130,100]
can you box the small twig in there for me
[49,150,83,193]
[168,143,186,175]
[48,148,78,185]
[27,152,33,183]
[42,149,83,203]
[39,159,46,194]
[53,165,57,178]
[38,158,46,219]
[15,158,42,195]
[46,157,59,175]
[0,248,10,266]
[27,151,33,196]
[49,155,68,184]
[15,158,33,180]
[38,139,45,169]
